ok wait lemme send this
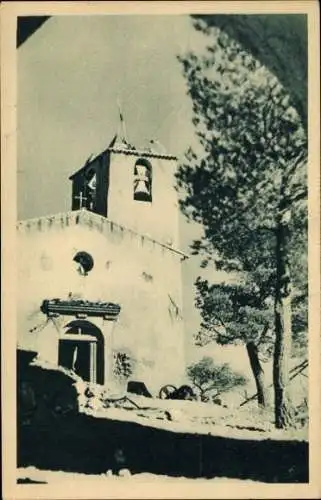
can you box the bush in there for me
[187,356,247,402]
[113,351,134,380]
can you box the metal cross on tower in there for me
[75,191,87,209]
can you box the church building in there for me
[17,133,188,395]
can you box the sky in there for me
[18,15,203,219]
[17,14,251,377]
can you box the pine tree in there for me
[177,21,307,428]
[194,276,274,408]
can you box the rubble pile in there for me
[21,354,308,442]
[73,377,308,442]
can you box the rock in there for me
[118,468,131,477]
[164,410,172,421]
[127,381,152,398]
[84,387,95,398]
[165,409,183,422]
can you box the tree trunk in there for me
[246,341,268,408]
[273,213,293,429]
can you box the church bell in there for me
[134,164,152,201]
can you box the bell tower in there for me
[69,135,180,248]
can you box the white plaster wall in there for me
[17,216,185,394]
[107,153,180,248]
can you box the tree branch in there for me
[203,384,220,394]
[192,379,203,392]
[283,151,307,182]
[256,323,270,347]
[288,188,308,205]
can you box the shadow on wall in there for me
[17,350,308,483]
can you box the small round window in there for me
[73,251,94,276]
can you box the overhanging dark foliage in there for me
[192,14,307,130]
[17,16,50,48]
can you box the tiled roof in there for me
[106,146,177,161]
[41,298,121,318]
[69,137,177,180]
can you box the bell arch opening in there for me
[133,158,152,202]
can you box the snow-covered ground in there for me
[17,465,259,484]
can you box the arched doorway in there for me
[58,320,105,384]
